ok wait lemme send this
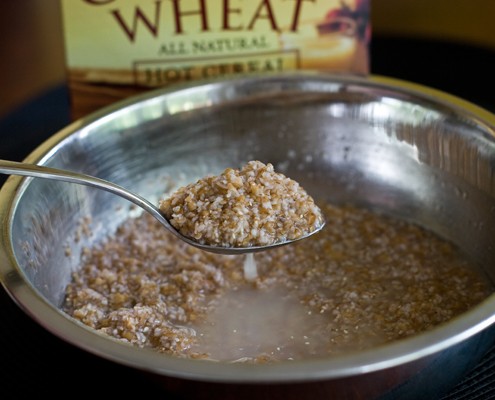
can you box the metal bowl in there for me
[1,72,495,399]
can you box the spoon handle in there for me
[0,159,174,232]
[0,159,321,255]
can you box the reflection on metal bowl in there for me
[1,72,495,399]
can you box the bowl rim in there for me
[1,71,495,383]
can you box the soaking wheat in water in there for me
[63,200,493,362]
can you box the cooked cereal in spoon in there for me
[159,160,324,248]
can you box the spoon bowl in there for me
[0,159,324,255]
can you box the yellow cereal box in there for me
[60,0,371,119]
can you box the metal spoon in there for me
[0,159,324,255]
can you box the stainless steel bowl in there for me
[1,72,495,399]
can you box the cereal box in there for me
[60,0,371,120]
